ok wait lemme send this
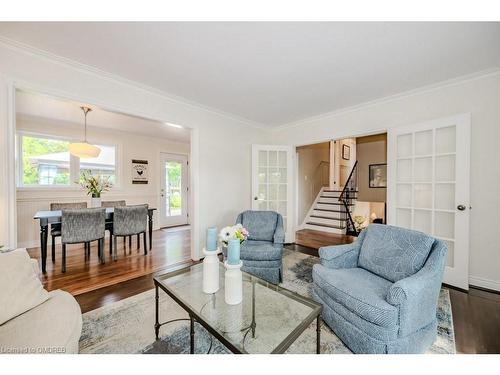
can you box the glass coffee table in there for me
[154,263,323,354]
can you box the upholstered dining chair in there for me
[49,202,87,263]
[312,224,447,353]
[101,200,127,254]
[235,210,285,284]
[61,208,106,273]
[112,204,149,260]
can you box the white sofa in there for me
[0,250,82,354]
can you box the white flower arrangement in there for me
[353,215,368,231]
[219,224,249,247]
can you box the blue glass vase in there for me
[227,239,241,265]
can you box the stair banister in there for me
[339,161,359,236]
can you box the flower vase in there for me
[91,196,101,208]
[202,247,221,294]
[224,260,243,305]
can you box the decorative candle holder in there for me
[206,227,218,251]
[202,247,221,294]
[224,260,243,305]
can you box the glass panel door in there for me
[160,153,188,227]
[252,145,293,243]
[388,114,470,289]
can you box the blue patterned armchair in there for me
[312,224,447,353]
[235,210,285,284]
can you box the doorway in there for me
[159,152,189,228]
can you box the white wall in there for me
[0,42,267,259]
[15,114,190,248]
[271,71,500,290]
[356,134,387,202]
[296,142,329,224]
[334,138,356,188]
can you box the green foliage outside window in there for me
[22,136,70,185]
[166,162,182,209]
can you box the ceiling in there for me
[16,90,191,143]
[2,22,500,127]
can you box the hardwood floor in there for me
[76,273,156,313]
[295,228,355,250]
[448,287,500,353]
[27,226,191,296]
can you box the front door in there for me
[252,145,294,243]
[159,153,189,228]
[387,114,471,289]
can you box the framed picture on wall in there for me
[342,144,350,160]
[369,163,387,188]
[132,159,148,184]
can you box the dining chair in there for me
[61,208,106,273]
[112,204,148,261]
[49,202,88,263]
[101,200,127,254]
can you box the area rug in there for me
[79,249,456,354]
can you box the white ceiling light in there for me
[165,122,183,129]
[69,106,101,159]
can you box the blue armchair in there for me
[312,224,447,353]
[235,210,285,284]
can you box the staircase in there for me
[302,188,357,234]
[301,161,359,235]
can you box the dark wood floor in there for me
[28,226,191,295]
[44,227,500,353]
[295,229,355,249]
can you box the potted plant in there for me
[79,170,113,207]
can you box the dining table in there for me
[33,207,156,273]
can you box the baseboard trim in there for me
[469,276,500,292]
[442,283,469,294]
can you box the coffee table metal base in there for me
[154,281,321,354]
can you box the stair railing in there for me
[338,161,358,236]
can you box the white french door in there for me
[387,114,471,290]
[252,145,294,243]
[159,153,189,228]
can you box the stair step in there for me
[303,224,346,234]
[312,210,344,219]
[316,202,354,206]
[306,222,346,229]
[314,208,344,213]
[323,189,358,193]
[319,195,356,199]
[310,215,346,221]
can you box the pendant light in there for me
[69,106,101,159]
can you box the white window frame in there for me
[78,143,121,189]
[16,131,120,190]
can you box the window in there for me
[20,135,71,186]
[18,134,118,188]
[79,144,117,184]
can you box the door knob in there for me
[254,196,258,201]
[457,205,466,211]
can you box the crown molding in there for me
[0,35,269,131]
[2,35,498,133]
[271,67,500,132]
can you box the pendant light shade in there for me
[69,106,101,159]
[69,142,101,158]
